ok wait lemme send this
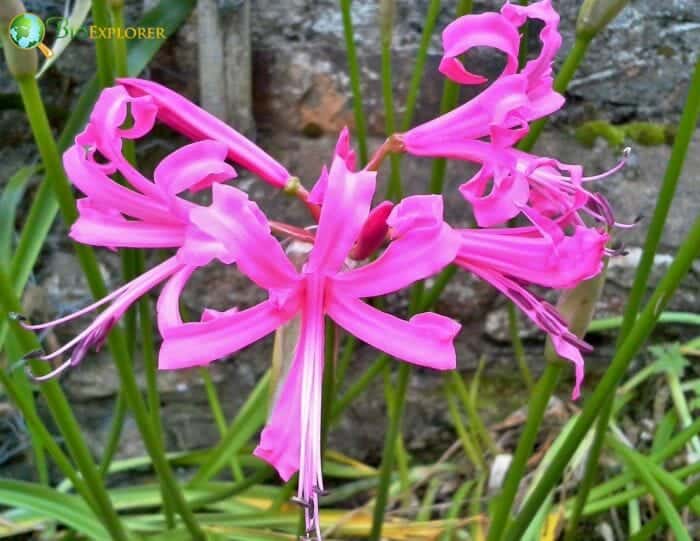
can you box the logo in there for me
[8,12,53,58]
[5,12,165,57]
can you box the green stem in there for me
[335,334,356,385]
[91,0,115,87]
[446,385,484,469]
[588,311,700,332]
[369,363,410,540]
[448,370,497,454]
[517,37,592,152]
[339,0,369,165]
[379,0,402,201]
[628,480,700,541]
[99,391,127,476]
[504,215,700,541]
[400,0,442,131]
[608,437,691,541]
[507,304,533,392]
[486,363,562,541]
[200,368,244,482]
[562,58,700,537]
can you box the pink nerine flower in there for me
[455,208,609,398]
[157,135,461,539]
[399,0,628,228]
[16,83,271,377]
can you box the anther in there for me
[8,312,26,322]
[291,496,311,509]
[622,146,631,159]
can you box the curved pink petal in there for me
[401,76,531,151]
[156,266,196,332]
[460,262,587,398]
[154,140,237,196]
[333,196,460,298]
[254,353,303,481]
[64,145,175,224]
[439,12,520,85]
[460,164,530,227]
[159,296,299,369]
[188,184,300,290]
[70,200,186,249]
[457,224,607,289]
[306,155,376,274]
[327,294,459,370]
[118,78,292,188]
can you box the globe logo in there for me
[8,13,53,58]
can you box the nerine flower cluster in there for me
[18,1,628,538]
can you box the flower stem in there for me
[400,0,442,131]
[563,58,700,539]
[504,214,700,541]
[339,0,369,165]
[98,391,127,476]
[91,0,116,87]
[507,304,533,392]
[369,362,411,541]
[486,363,562,541]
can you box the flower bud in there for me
[545,267,607,364]
[0,0,38,78]
[576,0,629,41]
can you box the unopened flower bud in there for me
[0,0,38,78]
[545,267,607,364]
[576,0,629,41]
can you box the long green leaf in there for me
[0,165,36,262]
[0,480,110,540]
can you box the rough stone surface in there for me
[1,0,699,476]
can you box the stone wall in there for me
[0,0,698,469]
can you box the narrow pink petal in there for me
[255,275,325,490]
[70,199,186,249]
[156,266,196,332]
[159,296,299,369]
[439,12,520,84]
[253,353,303,481]
[118,78,292,188]
[188,184,300,290]
[327,294,459,370]
[154,140,237,195]
[457,225,607,289]
[306,154,376,274]
[401,76,530,151]
[334,196,459,298]
[460,262,587,398]
[63,145,175,223]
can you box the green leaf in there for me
[649,344,688,377]
[0,480,111,540]
[190,372,271,486]
[36,0,92,79]
[0,165,37,262]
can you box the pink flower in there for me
[157,136,461,538]
[17,85,240,378]
[398,0,629,228]
[456,208,609,399]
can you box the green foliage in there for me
[576,119,675,148]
